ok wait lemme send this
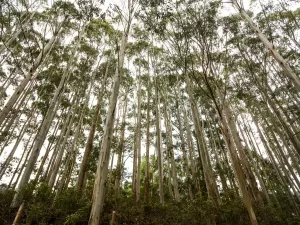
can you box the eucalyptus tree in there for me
[153,1,261,224]
[230,0,300,92]
[114,93,129,194]
[162,79,180,202]
[76,20,115,194]
[0,2,77,127]
[126,32,149,202]
[10,4,92,207]
[88,1,139,224]
[1,0,300,224]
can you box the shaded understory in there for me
[0,183,299,225]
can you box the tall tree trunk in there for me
[76,58,111,193]
[88,15,131,224]
[163,92,180,202]
[0,17,67,126]
[11,26,84,207]
[144,75,151,203]
[135,72,142,203]
[176,102,194,200]
[48,107,77,188]
[132,102,138,199]
[185,75,219,203]
[231,0,300,92]
[34,117,62,183]
[154,76,164,205]
[114,96,128,194]
[206,116,229,194]
[223,104,263,205]
[237,120,270,204]
[218,103,258,225]
[56,114,83,195]
[0,108,35,180]
[45,103,74,183]
[253,114,300,215]
[7,123,35,189]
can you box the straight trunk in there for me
[176,103,194,200]
[231,0,300,92]
[163,95,180,202]
[34,117,62,182]
[0,18,67,126]
[237,120,270,204]
[154,79,164,205]
[223,105,262,205]
[0,109,34,180]
[185,75,219,203]
[88,19,131,224]
[45,106,74,183]
[48,109,76,188]
[207,117,229,193]
[219,104,258,225]
[56,114,83,194]
[11,26,83,207]
[8,127,35,189]
[76,58,111,193]
[144,76,151,203]
[135,72,142,202]
[114,96,128,194]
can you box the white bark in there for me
[0,110,34,179]
[11,26,82,207]
[231,0,300,92]
[0,18,67,126]
[88,20,131,225]
[135,73,142,202]
[48,111,76,188]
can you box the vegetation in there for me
[0,0,300,224]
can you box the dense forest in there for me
[0,0,300,224]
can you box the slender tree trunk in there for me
[144,75,151,203]
[231,0,300,92]
[163,93,180,202]
[56,114,83,195]
[185,75,219,203]
[176,102,194,200]
[223,104,263,205]
[34,117,62,182]
[183,103,201,196]
[108,114,120,192]
[0,109,34,180]
[76,58,111,193]
[0,18,67,126]
[154,76,164,205]
[10,125,36,190]
[8,126,35,189]
[135,72,142,202]
[218,103,258,225]
[206,116,229,194]
[132,103,138,199]
[88,17,131,224]
[253,115,300,215]
[237,120,270,204]
[114,96,128,194]
[48,108,77,188]
[0,81,33,145]
[45,105,74,183]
